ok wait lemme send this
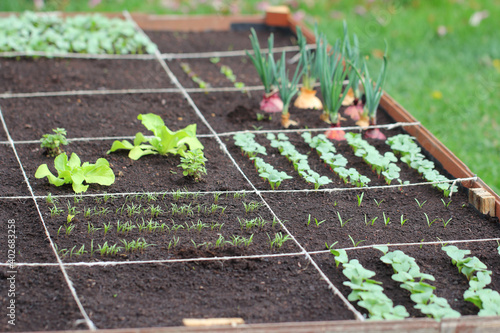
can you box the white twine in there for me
[123,10,365,321]
[0,108,97,331]
[2,237,499,268]
[0,45,311,61]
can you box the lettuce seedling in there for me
[35,152,115,193]
[108,113,203,160]
[40,128,68,157]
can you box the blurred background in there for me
[1,0,498,193]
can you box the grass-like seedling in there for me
[40,128,68,157]
[382,212,390,226]
[226,234,254,247]
[441,199,452,208]
[167,236,180,250]
[45,193,57,205]
[233,191,246,200]
[126,203,142,217]
[243,201,263,213]
[213,192,222,204]
[121,238,155,253]
[337,212,351,228]
[180,62,210,90]
[116,220,136,234]
[97,242,123,256]
[374,199,385,208]
[49,205,64,217]
[268,232,291,250]
[357,192,364,207]
[443,217,453,228]
[423,213,439,227]
[415,198,427,209]
[87,222,101,235]
[400,215,408,226]
[214,234,225,248]
[348,235,365,247]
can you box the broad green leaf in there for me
[133,132,149,146]
[72,182,89,193]
[129,146,156,160]
[107,139,135,153]
[54,153,69,174]
[35,164,65,186]
[138,113,165,134]
[68,152,81,169]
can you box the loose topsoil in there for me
[0,24,499,332]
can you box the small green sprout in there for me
[357,192,364,207]
[374,199,384,207]
[443,217,453,228]
[400,215,408,226]
[348,235,365,247]
[337,212,351,228]
[268,232,291,249]
[424,213,439,227]
[441,199,452,208]
[382,212,390,226]
[40,128,68,157]
[242,201,263,213]
[415,198,427,208]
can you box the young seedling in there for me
[35,152,115,193]
[242,201,263,213]
[348,235,365,247]
[415,198,427,209]
[357,192,365,207]
[423,213,439,227]
[178,148,207,182]
[103,222,111,236]
[108,113,204,161]
[400,215,408,226]
[441,199,452,208]
[374,199,385,208]
[268,232,291,249]
[49,205,64,217]
[382,212,390,226]
[337,212,351,228]
[87,222,101,235]
[180,62,210,91]
[40,128,68,157]
[443,217,453,228]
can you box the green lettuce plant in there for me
[35,152,115,193]
[108,113,204,160]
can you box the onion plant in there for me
[350,49,388,139]
[274,51,304,128]
[316,32,349,140]
[342,21,364,121]
[293,26,323,110]
[246,28,282,113]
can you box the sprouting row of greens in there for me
[267,133,331,190]
[233,132,292,189]
[209,57,247,93]
[442,245,500,316]
[302,132,371,187]
[376,246,461,320]
[331,248,410,320]
[247,23,388,139]
[180,62,210,91]
[387,134,457,196]
[0,11,157,54]
[36,113,206,193]
[345,132,404,186]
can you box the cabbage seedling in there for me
[40,128,68,157]
[35,152,115,193]
[246,28,282,113]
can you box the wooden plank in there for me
[183,318,244,327]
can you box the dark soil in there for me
[0,25,499,332]
[0,59,174,94]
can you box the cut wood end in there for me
[469,188,496,217]
[183,318,245,327]
[266,6,291,14]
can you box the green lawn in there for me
[1,0,498,193]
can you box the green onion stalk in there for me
[316,33,350,140]
[246,28,282,113]
[342,21,364,120]
[275,51,304,128]
[351,53,388,140]
[293,26,323,110]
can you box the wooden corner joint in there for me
[469,188,496,217]
[265,6,291,27]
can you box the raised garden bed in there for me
[1,9,500,332]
